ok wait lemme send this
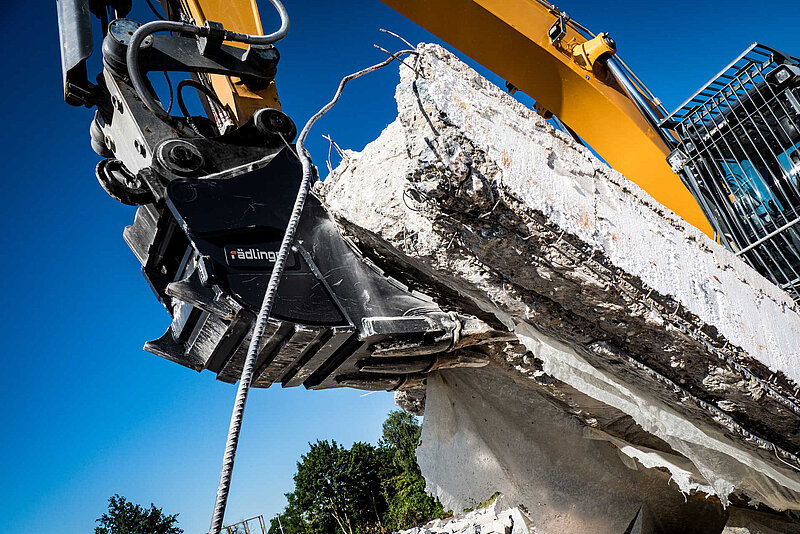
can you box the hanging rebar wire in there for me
[208,47,417,534]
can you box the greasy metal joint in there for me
[572,32,616,70]
[157,139,204,175]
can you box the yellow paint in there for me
[572,33,616,71]
[180,0,281,124]
[380,0,714,237]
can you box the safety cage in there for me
[663,43,800,300]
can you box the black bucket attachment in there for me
[128,147,468,391]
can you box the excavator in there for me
[55,0,800,530]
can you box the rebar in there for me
[208,48,415,534]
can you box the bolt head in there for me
[159,140,204,175]
[109,18,152,47]
[253,108,297,144]
[169,144,193,164]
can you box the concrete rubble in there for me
[397,499,531,534]
[320,44,800,532]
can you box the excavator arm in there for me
[175,0,283,124]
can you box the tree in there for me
[269,411,446,534]
[382,471,444,530]
[379,411,445,531]
[379,410,423,475]
[277,440,388,534]
[269,498,310,534]
[95,495,182,534]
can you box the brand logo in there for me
[224,244,288,268]
[228,247,279,262]
[224,244,297,269]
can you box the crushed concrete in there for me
[320,44,800,530]
[397,500,531,534]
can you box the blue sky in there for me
[2,1,799,533]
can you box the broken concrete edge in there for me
[319,43,800,515]
[410,44,800,388]
[417,367,797,532]
[514,323,800,508]
[398,500,800,534]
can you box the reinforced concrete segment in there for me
[320,44,800,530]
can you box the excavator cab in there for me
[664,43,800,299]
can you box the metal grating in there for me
[663,43,800,300]
[221,515,267,534]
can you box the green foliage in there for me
[268,496,310,534]
[382,472,445,532]
[378,411,444,531]
[462,491,501,513]
[379,410,422,475]
[94,495,182,534]
[475,491,501,510]
[288,439,387,534]
[269,411,447,534]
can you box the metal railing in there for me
[663,43,800,300]
[218,515,268,534]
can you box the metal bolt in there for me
[268,113,288,131]
[109,19,152,48]
[602,32,616,50]
[157,140,204,175]
[169,144,194,165]
[253,108,296,144]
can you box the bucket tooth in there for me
[185,311,248,371]
[254,325,321,387]
[143,330,204,371]
[165,269,242,320]
[250,322,296,385]
[357,356,434,375]
[216,321,283,383]
[334,374,405,391]
[203,312,252,374]
[303,334,365,389]
[281,327,356,388]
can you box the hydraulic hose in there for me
[125,0,290,123]
[127,20,203,123]
[222,0,290,45]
